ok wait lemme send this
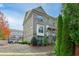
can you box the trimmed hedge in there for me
[18,41,30,45]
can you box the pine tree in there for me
[56,14,63,55]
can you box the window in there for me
[36,15,43,21]
[37,24,44,36]
[39,27,43,33]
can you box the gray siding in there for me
[23,14,33,42]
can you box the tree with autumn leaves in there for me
[0,11,10,40]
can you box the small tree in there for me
[56,14,63,55]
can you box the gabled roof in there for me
[23,6,55,25]
[33,6,46,14]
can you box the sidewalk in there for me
[0,52,50,56]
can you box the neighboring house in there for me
[23,6,56,44]
[9,29,23,43]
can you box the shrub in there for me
[37,39,42,46]
[31,37,37,46]
[27,42,31,45]
[18,40,31,45]
[18,41,27,44]
[43,36,48,46]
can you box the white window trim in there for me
[37,24,44,36]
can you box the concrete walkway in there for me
[0,52,50,56]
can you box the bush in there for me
[31,36,48,46]
[18,41,27,44]
[18,40,31,45]
[28,42,31,45]
[37,39,42,46]
[31,37,37,46]
[43,36,48,46]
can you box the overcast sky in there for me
[0,3,62,30]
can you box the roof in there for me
[23,6,55,25]
[33,6,46,14]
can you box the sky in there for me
[0,3,62,30]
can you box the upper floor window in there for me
[36,15,43,21]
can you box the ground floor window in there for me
[37,24,44,36]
